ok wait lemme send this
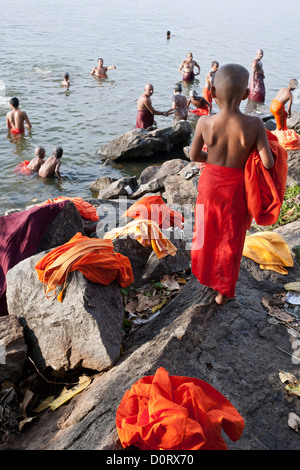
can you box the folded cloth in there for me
[202,87,212,104]
[40,197,99,221]
[272,128,300,150]
[243,232,294,274]
[104,219,177,259]
[270,99,288,131]
[10,127,25,135]
[35,232,134,302]
[13,160,33,175]
[116,367,245,450]
[244,130,288,226]
[136,109,154,129]
[191,163,251,298]
[122,195,184,229]
[0,201,69,316]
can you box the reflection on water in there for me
[0,0,299,213]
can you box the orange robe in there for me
[35,232,133,302]
[116,367,245,450]
[122,195,184,229]
[272,128,300,150]
[202,87,212,104]
[270,99,287,130]
[191,130,287,298]
[40,197,99,221]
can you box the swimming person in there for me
[39,147,63,179]
[6,97,32,135]
[62,72,70,88]
[27,146,46,171]
[91,58,116,77]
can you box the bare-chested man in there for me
[178,52,200,82]
[166,83,188,123]
[248,49,265,102]
[270,79,299,130]
[136,83,167,129]
[91,58,116,77]
[6,97,32,135]
[203,61,219,105]
[39,147,63,179]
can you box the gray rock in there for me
[287,149,300,184]
[0,315,27,384]
[89,176,117,194]
[97,121,192,161]
[287,111,300,133]
[6,255,125,373]
[98,176,138,200]
[37,201,84,252]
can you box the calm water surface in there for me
[1,0,299,213]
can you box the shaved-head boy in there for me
[189,63,274,305]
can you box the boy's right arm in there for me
[255,118,274,169]
[189,118,208,163]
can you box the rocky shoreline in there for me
[0,114,299,451]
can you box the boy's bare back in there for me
[190,64,274,170]
[38,156,59,177]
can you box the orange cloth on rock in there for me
[121,195,184,229]
[272,128,300,150]
[104,219,177,259]
[270,99,287,130]
[41,197,99,221]
[35,232,133,302]
[116,367,245,450]
[244,129,288,226]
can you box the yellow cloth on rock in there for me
[104,219,177,259]
[242,232,294,274]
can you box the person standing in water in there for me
[178,52,200,82]
[248,49,265,103]
[91,58,116,77]
[6,97,32,135]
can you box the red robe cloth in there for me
[14,160,33,175]
[270,99,287,130]
[116,367,245,450]
[121,195,184,229]
[191,130,287,298]
[136,109,154,129]
[0,201,69,316]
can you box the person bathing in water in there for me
[27,146,46,172]
[39,147,63,180]
[6,97,32,135]
[91,58,116,77]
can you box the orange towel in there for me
[244,129,288,226]
[270,100,288,131]
[122,195,184,229]
[35,232,133,302]
[104,219,177,259]
[272,128,300,150]
[116,367,245,450]
[41,197,99,221]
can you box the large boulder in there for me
[97,121,192,161]
[6,254,125,373]
[0,315,27,383]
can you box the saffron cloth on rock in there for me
[116,367,245,450]
[35,232,134,302]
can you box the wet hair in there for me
[98,58,103,62]
[64,72,69,79]
[174,83,182,92]
[53,147,63,159]
[10,97,19,108]
[35,146,46,158]
[289,78,298,90]
[211,61,219,68]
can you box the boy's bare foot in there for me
[215,293,235,305]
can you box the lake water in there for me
[1,0,299,214]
